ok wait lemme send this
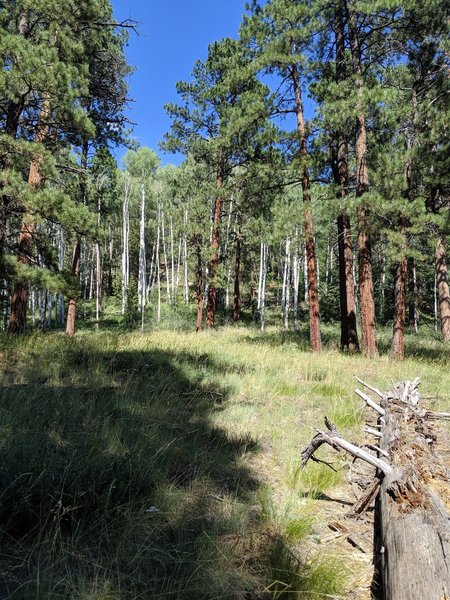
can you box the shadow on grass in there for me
[241,327,338,352]
[0,344,267,599]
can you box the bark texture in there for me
[390,252,407,360]
[66,240,81,337]
[195,234,204,332]
[9,96,51,333]
[436,235,450,342]
[233,231,241,322]
[292,63,321,352]
[206,161,224,328]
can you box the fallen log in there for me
[302,379,450,600]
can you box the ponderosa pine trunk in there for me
[66,240,81,337]
[233,230,241,322]
[206,159,224,328]
[292,63,321,352]
[407,257,418,332]
[195,233,204,332]
[436,235,450,342]
[347,5,377,357]
[334,1,359,353]
[390,243,407,361]
[9,95,51,333]
[65,140,88,336]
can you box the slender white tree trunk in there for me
[284,237,291,330]
[156,205,161,322]
[121,177,131,315]
[261,243,267,332]
[258,241,264,310]
[183,207,189,303]
[170,217,175,303]
[138,181,146,314]
[434,271,438,332]
[161,208,170,304]
[293,245,300,329]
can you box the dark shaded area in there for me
[0,344,263,599]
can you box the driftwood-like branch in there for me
[355,388,385,415]
[302,417,393,476]
[353,376,384,399]
[301,378,450,600]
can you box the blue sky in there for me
[111,0,248,166]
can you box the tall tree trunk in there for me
[206,159,224,328]
[138,181,146,312]
[334,2,359,352]
[195,233,204,332]
[121,176,131,315]
[66,240,81,337]
[9,95,51,333]
[390,246,407,361]
[407,256,418,333]
[347,6,377,357]
[233,230,241,322]
[436,235,450,342]
[260,243,267,332]
[292,64,321,351]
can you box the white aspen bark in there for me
[304,243,308,302]
[161,208,170,304]
[284,237,291,330]
[156,205,161,322]
[225,267,232,309]
[121,177,131,315]
[281,238,288,318]
[31,288,36,326]
[261,243,267,332]
[138,181,146,313]
[170,217,175,302]
[176,237,182,291]
[89,245,94,301]
[183,207,189,303]
[325,235,330,295]
[293,243,300,329]
[95,240,100,323]
[434,271,438,332]
[147,241,156,301]
[258,241,264,310]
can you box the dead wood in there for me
[301,378,450,600]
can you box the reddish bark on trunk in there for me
[66,240,81,337]
[390,251,407,361]
[9,96,50,333]
[436,235,450,342]
[292,64,321,352]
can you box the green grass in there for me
[0,322,448,598]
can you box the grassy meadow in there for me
[0,318,448,599]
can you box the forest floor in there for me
[0,322,448,599]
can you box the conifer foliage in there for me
[1,0,449,360]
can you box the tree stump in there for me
[302,378,450,600]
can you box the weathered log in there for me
[377,380,450,600]
[302,379,450,600]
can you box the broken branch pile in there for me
[302,378,450,600]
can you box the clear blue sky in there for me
[111,0,248,166]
